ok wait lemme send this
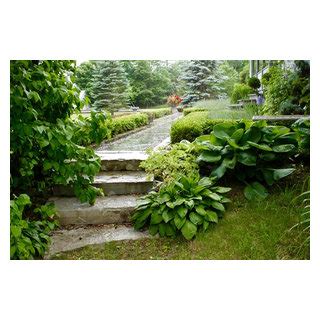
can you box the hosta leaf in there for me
[151,212,163,224]
[149,224,158,236]
[231,128,244,142]
[197,151,221,163]
[173,198,185,206]
[214,186,231,193]
[211,163,227,179]
[158,193,171,204]
[238,151,256,166]
[165,224,175,237]
[273,168,295,181]
[242,127,262,143]
[261,169,275,186]
[247,141,273,151]
[203,220,210,231]
[181,220,197,240]
[195,205,207,216]
[166,202,175,209]
[272,144,296,153]
[205,210,218,223]
[177,206,188,218]
[244,182,268,201]
[202,190,221,201]
[189,212,203,225]
[174,215,186,229]
[159,223,166,237]
[222,155,237,169]
[185,199,194,209]
[211,201,225,212]
[162,210,174,223]
[199,177,213,187]
[259,152,276,161]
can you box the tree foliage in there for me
[91,60,129,113]
[10,60,103,259]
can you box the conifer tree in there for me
[181,60,221,104]
[91,61,129,113]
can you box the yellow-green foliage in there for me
[112,113,149,136]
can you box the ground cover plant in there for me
[53,174,309,260]
[132,175,231,240]
[194,120,300,200]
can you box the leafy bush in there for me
[73,111,112,145]
[10,194,58,259]
[194,120,300,200]
[230,83,252,103]
[262,62,310,115]
[132,175,231,240]
[292,118,310,157]
[142,108,171,120]
[183,107,207,116]
[170,111,237,143]
[247,77,261,91]
[10,61,103,206]
[140,141,199,182]
[111,113,149,136]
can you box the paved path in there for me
[96,112,181,152]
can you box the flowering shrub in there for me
[167,94,182,107]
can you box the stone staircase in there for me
[49,151,154,226]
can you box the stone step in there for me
[45,225,151,258]
[95,151,148,171]
[53,171,154,196]
[49,195,139,225]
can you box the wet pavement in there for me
[96,112,181,151]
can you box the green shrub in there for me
[183,107,207,116]
[111,113,149,136]
[231,83,252,103]
[142,108,172,119]
[73,111,112,145]
[10,194,59,259]
[247,77,261,90]
[140,141,199,182]
[194,120,300,200]
[132,175,231,240]
[170,111,238,143]
[292,118,310,157]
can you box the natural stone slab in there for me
[93,171,154,195]
[48,195,139,225]
[45,225,150,258]
[253,115,310,121]
[96,151,148,171]
[53,171,154,196]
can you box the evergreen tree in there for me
[91,61,129,113]
[74,61,96,103]
[180,60,220,104]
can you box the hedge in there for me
[183,107,207,116]
[170,111,238,143]
[111,113,149,136]
[142,108,172,120]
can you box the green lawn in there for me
[193,99,257,120]
[52,178,309,260]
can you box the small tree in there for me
[247,76,261,92]
[91,61,129,113]
[74,61,96,103]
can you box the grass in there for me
[52,178,310,260]
[193,99,257,120]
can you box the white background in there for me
[0,1,319,319]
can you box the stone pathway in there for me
[96,112,181,151]
[45,225,150,259]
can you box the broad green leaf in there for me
[272,144,296,153]
[222,155,237,169]
[211,163,227,179]
[259,152,276,161]
[247,141,273,151]
[203,220,210,231]
[214,186,231,193]
[149,224,158,236]
[212,123,234,139]
[238,151,256,166]
[195,205,207,216]
[244,182,268,201]
[231,128,244,142]
[151,212,163,224]
[165,224,175,237]
[177,206,188,218]
[158,223,166,237]
[273,168,295,181]
[185,199,194,209]
[261,169,275,186]
[174,215,186,229]
[198,177,213,187]
[157,193,171,204]
[181,220,197,240]
[242,127,262,143]
[202,190,221,201]
[189,212,203,225]
[162,210,174,223]
[205,210,218,223]
[197,151,221,163]
[211,201,225,212]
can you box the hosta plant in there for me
[194,120,299,200]
[132,175,231,240]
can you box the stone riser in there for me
[100,159,143,171]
